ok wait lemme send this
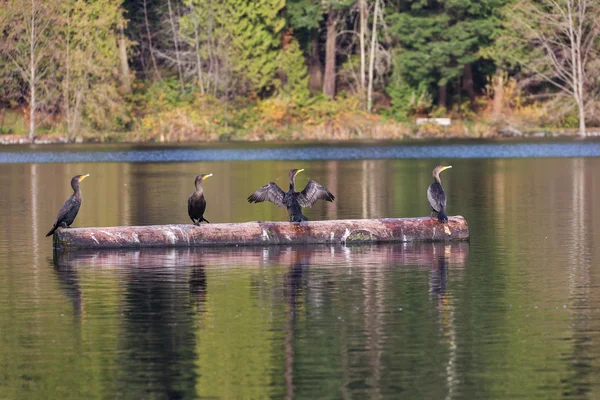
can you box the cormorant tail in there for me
[292,213,308,223]
[46,225,57,237]
[437,209,448,223]
[201,217,210,224]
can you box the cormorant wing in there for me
[54,195,77,226]
[46,195,77,236]
[247,182,286,208]
[427,184,446,212]
[188,190,206,215]
[298,180,335,207]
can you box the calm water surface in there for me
[0,141,599,399]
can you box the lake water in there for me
[1,140,599,399]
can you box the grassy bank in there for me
[0,88,593,144]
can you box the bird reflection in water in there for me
[284,248,312,400]
[52,248,203,398]
[189,264,208,315]
[429,243,449,296]
[52,251,84,319]
[428,242,465,400]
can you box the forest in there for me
[0,0,598,142]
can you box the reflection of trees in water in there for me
[115,266,198,399]
[562,158,596,398]
[428,244,457,400]
[51,244,469,399]
[53,249,204,399]
[279,243,468,399]
[283,248,310,400]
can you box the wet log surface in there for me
[54,216,469,250]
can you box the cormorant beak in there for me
[295,169,305,176]
[79,174,90,181]
[204,173,213,179]
[441,166,452,172]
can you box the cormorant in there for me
[188,174,212,225]
[427,165,452,223]
[46,174,90,237]
[248,168,335,222]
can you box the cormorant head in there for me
[289,169,304,182]
[433,165,452,179]
[195,173,213,187]
[71,174,90,190]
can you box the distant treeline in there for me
[0,0,598,141]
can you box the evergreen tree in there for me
[223,0,285,95]
[286,0,324,93]
[387,0,506,109]
[276,31,310,104]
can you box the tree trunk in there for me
[578,99,586,137]
[462,63,475,101]
[167,0,185,93]
[308,28,323,94]
[190,0,205,94]
[438,83,447,109]
[492,69,504,118]
[143,0,161,81]
[359,0,366,91]
[323,9,337,98]
[65,15,71,137]
[29,0,35,142]
[576,38,586,138]
[29,75,35,142]
[566,1,585,137]
[118,18,131,94]
[367,0,380,112]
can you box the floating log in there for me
[53,216,469,250]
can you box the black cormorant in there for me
[427,165,452,223]
[46,174,90,237]
[188,173,213,225]
[247,168,335,222]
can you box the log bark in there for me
[53,216,470,250]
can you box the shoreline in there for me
[1,128,597,146]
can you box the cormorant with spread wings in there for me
[247,169,335,222]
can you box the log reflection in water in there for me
[52,242,469,270]
[52,242,468,399]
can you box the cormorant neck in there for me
[289,177,296,192]
[434,175,442,185]
[72,181,81,194]
[195,182,203,191]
